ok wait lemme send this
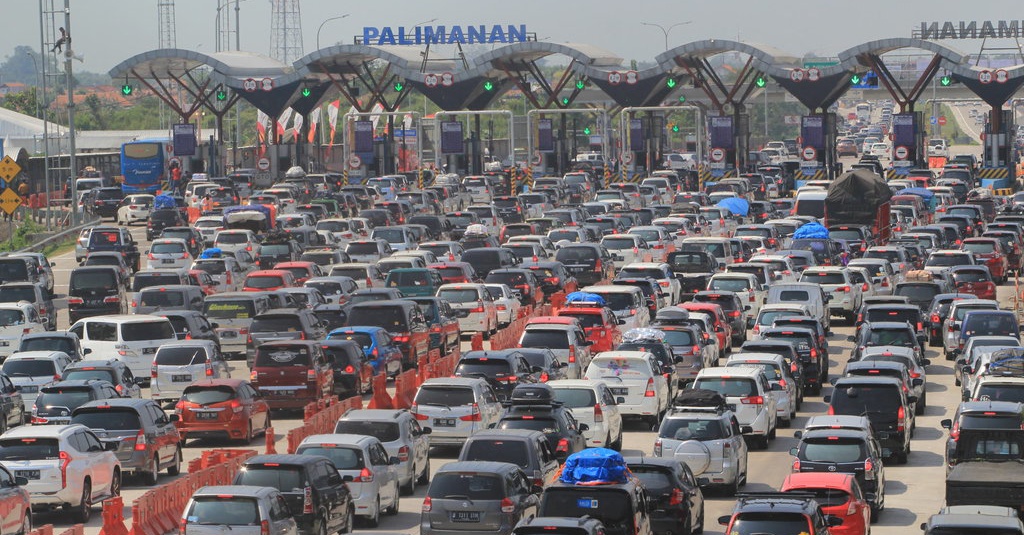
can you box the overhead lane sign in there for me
[362,24,530,46]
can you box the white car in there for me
[150,340,230,402]
[693,366,778,449]
[752,304,813,340]
[1,351,73,407]
[581,285,652,333]
[483,283,522,327]
[627,227,674,261]
[412,378,504,446]
[799,267,864,323]
[213,229,260,255]
[146,238,193,270]
[618,262,682,306]
[115,194,154,226]
[437,283,499,335]
[870,143,890,158]
[549,379,624,449]
[601,234,653,268]
[725,353,797,426]
[0,424,120,522]
[71,315,178,380]
[344,240,393,264]
[190,257,244,293]
[192,216,224,246]
[585,351,670,428]
[707,273,766,319]
[0,303,47,358]
[316,218,359,243]
[296,434,400,526]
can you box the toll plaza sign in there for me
[361,24,530,46]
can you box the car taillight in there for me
[779,378,787,388]
[151,364,158,378]
[653,439,663,456]
[250,370,258,382]
[133,429,147,451]
[556,438,570,454]
[594,259,603,272]
[752,324,760,334]
[354,467,374,483]
[881,278,890,287]
[644,378,656,397]
[897,405,906,432]
[205,360,213,376]
[810,348,818,360]
[828,405,835,415]
[740,396,764,405]
[864,458,875,479]
[669,488,684,506]
[498,496,516,514]
[260,520,270,535]
[792,458,800,471]
[302,486,314,514]
[568,346,577,363]
[838,285,851,292]
[951,421,960,441]
[728,310,741,317]
[459,403,482,421]
[594,403,604,423]
[306,369,317,382]
[67,297,84,305]
[422,496,433,512]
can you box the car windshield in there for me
[520,330,569,350]
[0,438,59,460]
[428,473,504,500]
[801,438,865,462]
[71,408,142,430]
[415,386,475,406]
[464,440,530,468]
[333,420,400,442]
[832,385,902,414]
[234,465,304,491]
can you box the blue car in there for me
[326,326,403,377]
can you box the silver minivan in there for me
[150,340,230,402]
[181,486,297,535]
[765,282,831,332]
[202,293,273,359]
[411,378,502,447]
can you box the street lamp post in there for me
[640,21,692,51]
[317,14,350,49]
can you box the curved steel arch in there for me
[474,41,622,72]
[655,39,799,73]
[108,48,291,83]
[837,38,967,70]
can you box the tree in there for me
[0,89,40,118]
[0,46,42,86]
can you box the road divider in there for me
[288,394,364,452]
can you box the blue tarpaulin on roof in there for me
[792,221,829,239]
[199,248,223,259]
[559,448,629,484]
[153,194,176,209]
[896,187,935,200]
[716,197,749,216]
[566,292,606,306]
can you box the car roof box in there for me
[510,383,557,406]
[673,388,727,409]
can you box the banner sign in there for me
[629,118,644,152]
[440,121,464,155]
[537,119,554,152]
[172,123,196,156]
[353,120,374,153]
[710,116,734,150]
[918,20,1024,39]
[892,113,916,149]
[801,116,824,149]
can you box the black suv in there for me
[718,492,844,535]
[61,359,142,398]
[849,321,924,361]
[68,266,127,323]
[156,310,221,346]
[941,401,1024,470]
[86,227,140,271]
[692,291,747,344]
[456,350,540,400]
[624,456,704,535]
[789,427,886,519]
[555,244,615,287]
[667,251,719,302]
[496,384,587,461]
[147,208,187,241]
[32,379,120,425]
[825,376,915,463]
[319,339,367,398]
[91,187,124,219]
[758,326,826,395]
[539,472,652,535]
[71,398,183,485]
[234,454,354,535]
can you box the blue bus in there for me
[120,139,171,194]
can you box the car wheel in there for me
[167,447,182,476]
[870,505,881,522]
[241,422,253,444]
[264,414,272,436]
[768,424,777,439]
[417,457,430,485]
[400,466,416,495]
[110,470,121,496]
[141,456,159,486]
[364,498,380,528]
[0,415,7,435]
[17,509,30,535]
[72,480,91,523]
[385,483,400,515]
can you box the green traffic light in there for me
[576,80,585,90]
[561,97,570,105]
[301,87,311,97]
[393,82,404,92]
[941,75,952,86]
[216,90,227,101]
[121,84,133,96]
[583,126,591,135]
[483,80,494,91]
[755,76,766,88]
[672,125,680,133]
[666,78,677,89]
[678,95,686,103]
[850,74,861,85]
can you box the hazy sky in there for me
[2,1,1022,75]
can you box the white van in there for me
[579,285,650,332]
[585,351,670,428]
[692,366,778,449]
[792,190,827,221]
[766,282,831,332]
[69,315,178,381]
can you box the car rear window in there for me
[831,384,902,414]
[866,309,918,324]
[133,274,182,292]
[692,377,757,397]
[709,278,752,293]
[121,321,175,341]
[776,290,810,302]
[552,388,596,409]
[557,312,604,329]
[521,330,570,350]
[251,316,302,333]
[867,328,914,346]
[730,513,812,535]
[428,473,504,500]
[801,437,865,462]
[952,270,990,283]
[255,345,311,367]
[540,488,633,525]
[139,290,185,308]
[629,465,673,494]
[2,359,56,377]
[152,242,185,255]
[0,438,60,460]
[801,272,845,285]
[182,385,236,405]
[71,408,142,430]
[728,362,781,380]
[21,337,75,355]
[333,420,400,442]
[659,418,725,440]
[346,306,409,331]
[0,286,35,303]
[295,445,364,470]
[896,284,939,300]
[415,386,475,407]
[246,275,286,289]
[155,346,205,366]
[976,385,1024,403]
[36,389,95,411]
[204,300,255,319]
[70,270,117,291]
[438,289,479,303]
[464,440,530,468]
[456,358,513,378]
[235,465,304,491]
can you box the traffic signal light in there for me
[672,124,680,133]
[851,71,878,88]
[666,78,677,89]
[393,81,404,92]
[941,75,952,86]
[583,126,591,135]
[561,97,570,106]
[755,76,766,88]
[216,90,227,101]
[576,80,586,90]
[678,95,686,103]
[121,84,133,96]
[483,80,495,91]
[301,87,311,98]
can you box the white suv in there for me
[798,267,863,323]
[0,424,120,522]
[692,367,778,449]
[585,351,670,429]
[1,351,74,407]
[334,409,431,495]
[0,302,47,358]
[296,434,399,527]
[548,379,624,449]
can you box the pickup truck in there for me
[667,250,718,302]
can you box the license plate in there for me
[221,331,238,339]
[434,418,456,427]
[610,387,628,396]
[454,310,469,318]
[172,374,192,382]
[16,470,39,480]
[0,341,8,347]
[450,512,480,523]
[613,255,624,261]
[194,411,218,420]
[143,347,156,354]
[577,498,598,509]
[161,259,175,264]
[263,389,294,397]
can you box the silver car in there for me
[420,461,539,535]
[334,409,432,495]
[182,486,297,535]
[150,340,230,402]
[411,378,502,447]
[296,434,399,527]
[654,404,749,494]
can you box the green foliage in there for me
[0,218,42,253]
[0,88,41,118]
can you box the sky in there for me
[2,0,1023,76]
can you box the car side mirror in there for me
[14,477,27,487]
[921,358,931,366]
[579,423,589,432]
[825,515,844,528]
[169,414,180,422]
[617,319,626,325]
[342,474,354,482]
[846,335,856,342]
[793,430,803,439]
[908,396,918,404]
[963,365,973,375]
[823,395,832,403]
[83,348,92,355]
[940,418,953,429]
[389,456,401,465]
[531,366,543,373]
[134,377,146,386]
[912,378,924,387]
[718,516,732,526]
[421,427,432,435]
[740,425,753,434]
[717,262,726,269]
[789,447,799,456]
[616,396,626,404]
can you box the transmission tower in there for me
[270,0,303,63]
[216,0,240,52]
[157,0,176,49]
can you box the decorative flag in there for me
[276,108,294,140]
[308,107,321,144]
[327,100,340,156]
[292,112,304,140]
[256,110,270,157]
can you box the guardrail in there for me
[287,394,364,453]
[29,522,85,535]
[16,215,99,254]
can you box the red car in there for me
[681,302,732,355]
[556,304,622,353]
[780,472,871,535]
[188,269,218,296]
[961,237,1009,283]
[949,265,997,300]
[427,261,478,283]
[174,378,271,443]
[243,269,297,291]
[272,261,324,285]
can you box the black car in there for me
[825,376,915,463]
[32,379,121,425]
[61,358,142,397]
[256,239,303,270]
[789,427,886,519]
[849,320,924,361]
[692,291,747,344]
[147,208,187,241]
[86,227,140,271]
[522,261,577,296]
[758,326,826,395]
[320,339,368,398]
[156,310,221,347]
[234,454,354,535]
[91,187,124,218]
[67,266,127,323]
[941,401,1024,470]
[485,268,543,306]
[159,226,205,256]
[497,384,588,461]
[455,350,539,400]
[555,244,614,287]
[624,456,704,535]
[925,293,974,346]
[516,348,569,383]
[718,492,844,535]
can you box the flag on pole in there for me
[308,107,320,144]
[277,108,294,140]
[292,113,304,140]
[256,110,270,157]
[327,100,340,156]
